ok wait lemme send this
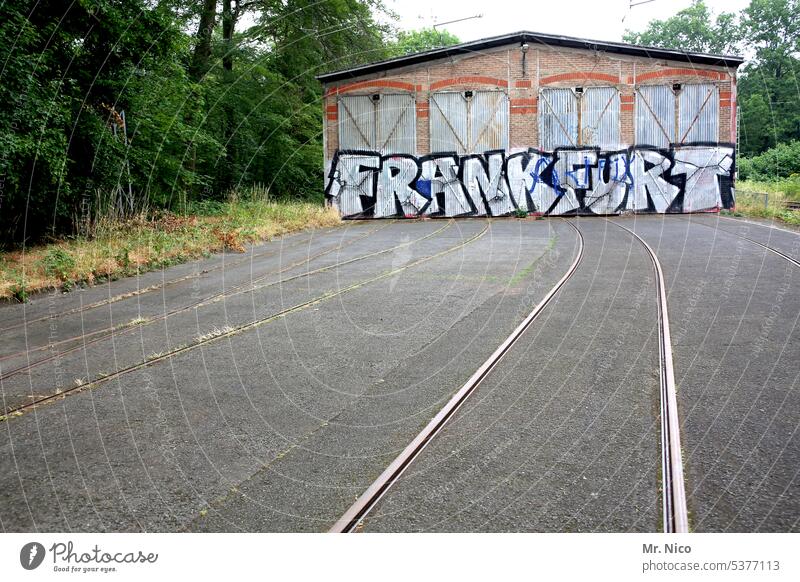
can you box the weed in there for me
[514,208,529,218]
[10,277,28,302]
[41,248,75,281]
[195,325,235,342]
[0,201,340,300]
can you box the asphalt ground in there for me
[360,218,662,532]
[0,215,797,532]
[623,216,800,532]
[1,218,567,531]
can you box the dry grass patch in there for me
[0,200,340,301]
[729,180,800,226]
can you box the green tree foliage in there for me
[623,0,741,55]
[623,0,800,158]
[738,140,800,180]
[387,28,461,57]
[738,0,800,155]
[0,1,198,241]
[0,0,388,243]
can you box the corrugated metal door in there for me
[678,83,719,143]
[470,91,509,152]
[338,95,376,150]
[539,88,578,150]
[338,94,415,153]
[430,91,508,154]
[636,85,675,148]
[376,94,416,153]
[581,87,620,149]
[430,92,468,153]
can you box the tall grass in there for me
[730,179,800,226]
[0,193,339,302]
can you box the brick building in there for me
[317,31,744,218]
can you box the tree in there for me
[191,0,218,80]
[737,0,800,155]
[622,0,741,55]
[387,28,461,57]
[623,0,800,157]
[0,0,404,243]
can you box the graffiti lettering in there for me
[325,144,735,218]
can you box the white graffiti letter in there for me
[419,156,471,217]
[672,146,734,212]
[326,154,380,218]
[377,156,426,217]
[629,150,680,212]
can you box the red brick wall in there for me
[322,43,737,161]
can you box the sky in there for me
[386,0,750,45]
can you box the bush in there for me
[738,141,800,181]
[41,248,75,281]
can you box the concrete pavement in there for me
[0,215,797,532]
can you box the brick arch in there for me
[325,80,419,97]
[635,68,725,83]
[429,76,509,91]
[539,72,620,85]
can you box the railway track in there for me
[330,218,691,534]
[329,219,585,533]
[609,220,689,534]
[717,214,800,237]
[0,220,448,383]
[0,223,359,334]
[686,217,800,269]
[0,221,394,364]
[0,221,486,420]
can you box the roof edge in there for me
[317,30,744,83]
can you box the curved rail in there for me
[0,221,486,420]
[330,219,584,533]
[0,220,446,382]
[0,223,360,334]
[685,218,800,269]
[609,219,689,533]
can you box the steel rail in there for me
[684,218,800,269]
[609,220,689,533]
[0,223,356,334]
[716,214,800,238]
[0,222,394,364]
[0,220,445,382]
[0,222,486,420]
[330,219,584,533]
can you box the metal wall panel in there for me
[430,92,469,153]
[581,87,620,149]
[430,91,508,154]
[376,94,415,154]
[539,88,578,150]
[679,83,719,143]
[470,91,509,152]
[338,94,415,154]
[636,85,675,147]
[338,95,376,150]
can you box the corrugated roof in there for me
[317,30,744,83]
